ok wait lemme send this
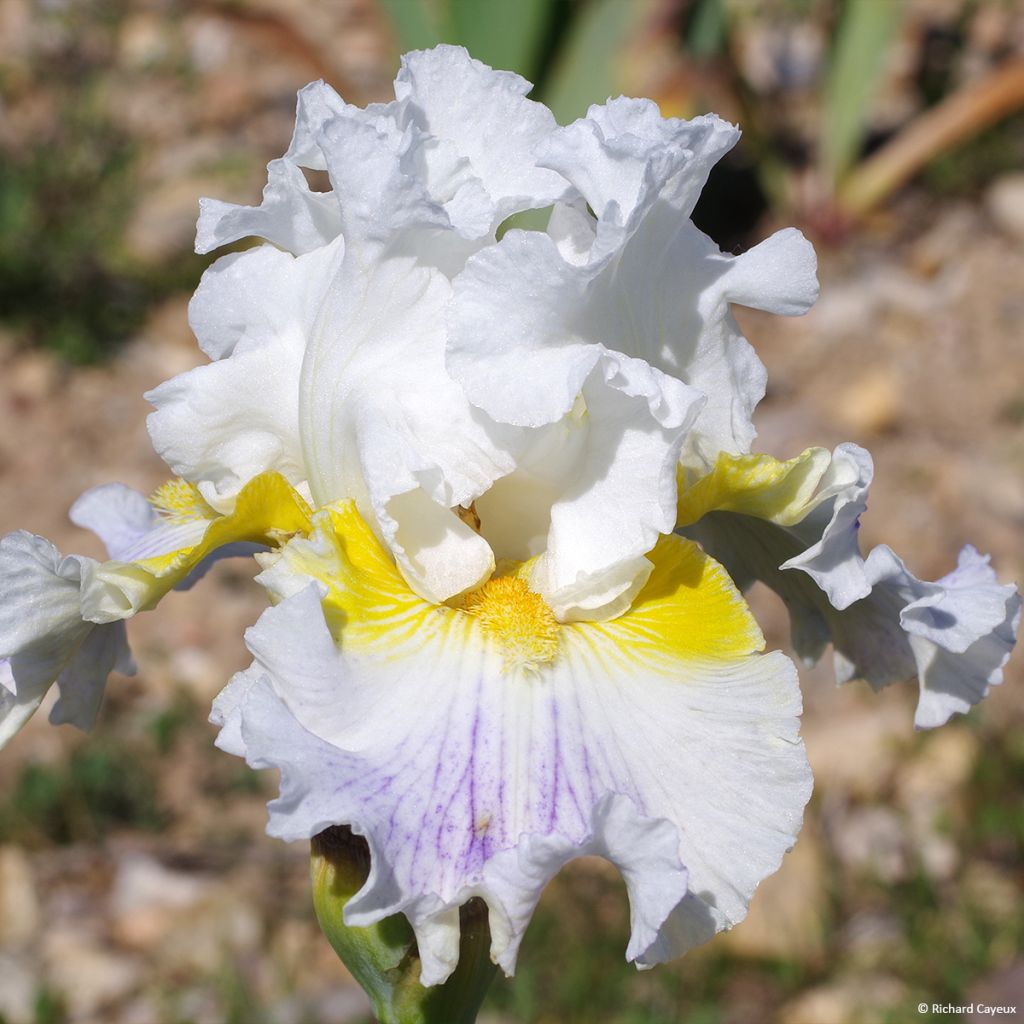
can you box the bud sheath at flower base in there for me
[311,827,497,1024]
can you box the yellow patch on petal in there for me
[677,448,832,528]
[272,502,453,653]
[87,472,313,619]
[150,478,216,523]
[464,575,559,673]
[574,533,763,667]
[269,503,763,683]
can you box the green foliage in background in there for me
[0,3,203,365]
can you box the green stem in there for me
[311,827,497,1024]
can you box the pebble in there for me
[986,172,1024,243]
[0,953,37,1024]
[42,928,141,1019]
[779,974,906,1024]
[803,702,909,799]
[832,367,902,435]
[830,807,909,884]
[111,852,212,950]
[0,846,40,948]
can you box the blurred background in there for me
[1,0,1023,1022]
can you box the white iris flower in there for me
[0,44,1018,988]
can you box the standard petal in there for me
[450,205,816,468]
[394,45,569,223]
[195,158,342,256]
[528,352,704,620]
[148,237,345,505]
[448,230,603,427]
[147,339,307,501]
[221,503,810,979]
[299,251,516,600]
[536,99,738,262]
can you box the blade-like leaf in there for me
[822,0,905,188]
[450,0,552,81]
[542,0,658,125]
[380,0,443,54]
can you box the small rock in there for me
[111,852,211,950]
[909,205,978,277]
[962,863,1021,925]
[118,11,172,67]
[832,368,902,436]
[43,928,141,1018]
[987,172,1024,243]
[0,953,37,1024]
[169,646,226,695]
[158,888,263,972]
[803,703,909,798]
[896,728,978,808]
[779,974,906,1024]
[0,846,40,948]
[830,807,909,883]
[840,911,904,966]
[726,831,828,962]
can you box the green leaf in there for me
[822,0,905,187]
[450,0,552,81]
[686,0,729,59]
[542,0,658,125]
[380,0,444,53]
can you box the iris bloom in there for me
[0,45,1018,987]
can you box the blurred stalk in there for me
[311,827,496,1024]
[838,58,1024,218]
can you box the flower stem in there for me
[311,827,497,1024]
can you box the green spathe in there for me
[311,827,497,1024]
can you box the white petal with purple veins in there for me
[217,505,810,982]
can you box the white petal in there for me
[530,353,704,620]
[219,512,809,979]
[286,80,351,171]
[189,243,345,361]
[0,532,90,678]
[685,509,1020,728]
[49,620,133,731]
[316,113,456,244]
[450,209,815,469]
[449,230,603,427]
[384,489,495,604]
[864,545,1021,729]
[394,45,569,223]
[782,443,874,608]
[147,339,306,501]
[196,158,341,256]
[715,228,819,316]
[0,532,124,747]
[536,99,738,261]
[299,252,515,600]
[150,237,344,504]
[70,484,207,561]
